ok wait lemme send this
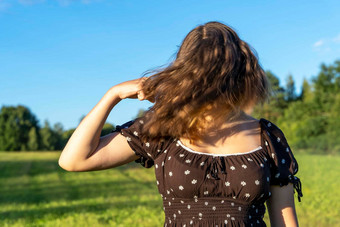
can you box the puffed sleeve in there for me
[111,117,162,168]
[261,118,303,202]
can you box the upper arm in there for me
[266,183,299,227]
[66,131,140,172]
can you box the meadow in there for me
[0,152,339,227]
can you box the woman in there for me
[59,21,303,227]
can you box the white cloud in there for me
[332,33,340,43]
[313,40,324,47]
[313,33,340,53]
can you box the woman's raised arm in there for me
[58,78,147,172]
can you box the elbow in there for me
[58,156,79,172]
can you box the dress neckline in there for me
[175,118,265,157]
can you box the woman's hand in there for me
[113,77,149,101]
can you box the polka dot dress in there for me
[112,118,303,227]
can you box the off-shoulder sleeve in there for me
[111,118,162,168]
[260,118,303,202]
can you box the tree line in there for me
[0,59,339,154]
[0,107,115,152]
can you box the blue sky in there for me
[1,0,339,130]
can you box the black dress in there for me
[112,118,303,227]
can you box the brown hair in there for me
[140,21,270,143]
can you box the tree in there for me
[285,74,297,102]
[27,127,40,151]
[0,105,40,151]
[40,120,58,151]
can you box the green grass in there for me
[0,152,339,227]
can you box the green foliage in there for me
[0,105,40,151]
[0,152,338,226]
[27,127,40,151]
[254,59,340,154]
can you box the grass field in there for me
[0,152,339,227]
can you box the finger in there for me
[137,90,145,100]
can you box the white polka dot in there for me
[145,142,150,147]
[221,200,224,203]
[226,214,230,217]
[184,170,190,175]
[245,193,250,197]
[147,152,152,157]
[162,161,164,166]
[249,215,252,219]
[179,154,184,157]
[225,181,230,186]
[126,137,131,141]
[265,140,268,146]
[190,220,193,224]
[255,180,260,185]
[271,153,275,158]
[168,201,171,206]
[242,164,247,169]
[179,185,184,190]
[155,164,158,168]
[267,122,271,127]
[256,209,258,213]
[164,150,167,153]
[260,163,264,167]
[231,202,234,206]
[133,131,138,136]
[230,166,236,170]
[281,159,286,164]
[139,120,144,124]
[185,159,191,163]
[157,181,159,185]
[191,179,197,184]
[167,190,170,194]
[204,191,209,195]
[277,137,280,142]
[168,156,171,160]
[187,205,191,209]
[180,200,184,204]
[231,217,235,220]
[169,172,173,177]
[238,206,242,211]
[200,161,205,166]
[264,157,267,162]
[199,213,202,217]
[286,147,290,152]
[247,158,253,161]
[269,192,271,196]
[205,201,208,206]
[224,220,228,224]
[267,177,270,182]
[206,174,211,179]
[241,181,246,186]
[275,173,280,178]
[178,210,181,214]
[212,206,216,211]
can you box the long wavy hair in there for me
[140,21,270,143]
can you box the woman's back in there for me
[179,114,262,156]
